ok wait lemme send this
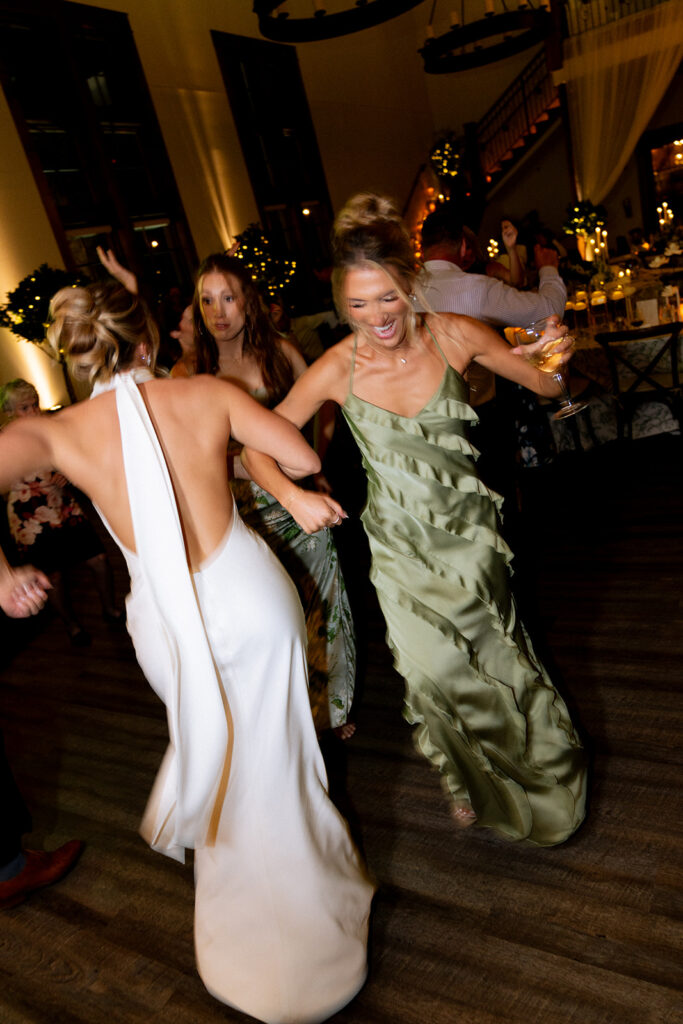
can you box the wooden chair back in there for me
[594,322,681,439]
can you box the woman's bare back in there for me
[47,376,234,570]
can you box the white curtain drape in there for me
[555,0,683,204]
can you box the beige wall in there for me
[295,10,434,211]
[0,88,70,408]
[425,48,540,138]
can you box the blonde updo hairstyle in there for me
[332,192,428,337]
[47,280,158,384]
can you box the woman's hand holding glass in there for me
[511,317,588,420]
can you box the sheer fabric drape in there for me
[555,0,683,203]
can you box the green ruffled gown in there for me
[341,334,586,846]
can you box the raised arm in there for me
[501,221,525,288]
[96,246,139,295]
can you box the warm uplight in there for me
[302,207,310,216]
[151,240,159,248]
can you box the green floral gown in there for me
[232,388,356,732]
[341,330,587,846]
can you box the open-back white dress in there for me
[94,373,373,1024]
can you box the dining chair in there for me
[594,322,682,441]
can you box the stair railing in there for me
[474,47,558,179]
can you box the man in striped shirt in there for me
[419,205,566,329]
[418,206,568,555]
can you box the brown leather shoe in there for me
[0,840,84,910]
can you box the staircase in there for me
[474,47,561,190]
[403,0,671,242]
[403,46,562,244]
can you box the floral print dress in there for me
[231,477,356,732]
[230,383,356,732]
[6,471,103,573]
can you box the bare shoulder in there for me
[424,312,482,362]
[277,336,303,361]
[315,334,354,371]
[277,335,308,377]
[426,311,477,342]
[155,373,234,408]
[306,335,353,398]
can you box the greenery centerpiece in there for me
[0,263,86,403]
[429,133,461,181]
[229,224,297,300]
[562,200,607,263]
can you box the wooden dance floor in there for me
[1,435,682,1024]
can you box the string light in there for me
[230,223,297,296]
[430,134,460,179]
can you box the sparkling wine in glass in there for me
[514,319,589,420]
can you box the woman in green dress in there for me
[192,254,357,736]
[242,193,587,847]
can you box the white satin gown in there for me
[94,373,374,1024]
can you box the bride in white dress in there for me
[0,281,374,1024]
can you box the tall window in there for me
[0,1,196,298]
[211,31,333,287]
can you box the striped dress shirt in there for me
[419,260,566,327]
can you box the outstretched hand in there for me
[534,242,559,269]
[286,488,348,535]
[96,246,139,295]
[501,220,518,250]
[0,565,51,618]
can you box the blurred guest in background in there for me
[169,305,197,379]
[486,219,527,288]
[1,379,122,646]
[420,205,566,327]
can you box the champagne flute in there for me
[514,318,588,420]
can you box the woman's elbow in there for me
[292,449,321,479]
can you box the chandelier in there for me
[420,1,552,74]
[254,1,426,43]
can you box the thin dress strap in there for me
[347,334,359,402]
[114,374,230,862]
[422,315,449,367]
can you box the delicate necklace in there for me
[365,336,410,367]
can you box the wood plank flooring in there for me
[1,435,682,1024]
